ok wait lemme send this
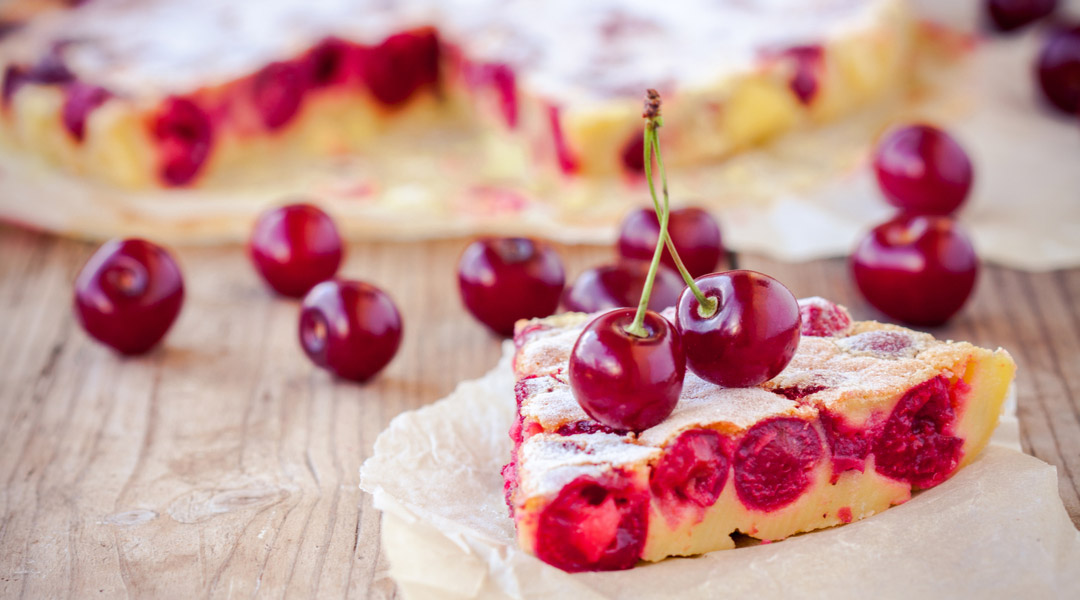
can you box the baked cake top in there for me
[0,0,897,102]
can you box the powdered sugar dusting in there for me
[517,433,659,498]
[511,300,977,502]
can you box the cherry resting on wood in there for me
[299,279,402,381]
[458,237,565,336]
[249,203,343,298]
[562,260,685,314]
[74,238,184,355]
[617,206,723,278]
[851,214,978,326]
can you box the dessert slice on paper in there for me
[503,298,1016,572]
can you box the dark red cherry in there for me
[872,375,962,489]
[562,260,685,314]
[620,133,645,174]
[151,96,214,187]
[783,45,824,105]
[299,279,402,382]
[568,308,685,432]
[73,238,184,355]
[986,0,1058,32]
[1036,26,1080,115]
[359,29,439,106]
[617,207,723,278]
[873,124,973,216]
[675,270,800,388]
[62,82,110,142]
[249,203,343,297]
[852,215,978,326]
[457,237,565,336]
[251,61,307,130]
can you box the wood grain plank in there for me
[0,226,1077,600]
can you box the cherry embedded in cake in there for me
[504,296,1016,571]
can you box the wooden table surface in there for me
[1,223,1078,599]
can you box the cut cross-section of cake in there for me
[504,298,1016,572]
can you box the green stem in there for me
[645,121,717,318]
[625,122,668,338]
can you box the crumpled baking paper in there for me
[359,344,1080,600]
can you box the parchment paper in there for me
[359,344,1080,600]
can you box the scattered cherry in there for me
[299,279,402,382]
[851,214,978,326]
[562,260,684,314]
[675,270,801,388]
[798,296,852,337]
[873,124,973,216]
[617,206,723,278]
[986,0,1058,32]
[74,238,184,355]
[457,237,565,336]
[1036,26,1080,115]
[568,308,685,432]
[249,203,343,298]
[304,37,354,88]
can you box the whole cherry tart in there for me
[617,206,723,278]
[74,238,184,355]
[852,214,979,326]
[299,279,402,381]
[458,237,565,336]
[873,124,973,216]
[249,203,343,298]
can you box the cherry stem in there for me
[631,91,716,334]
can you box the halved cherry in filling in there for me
[818,409,874,479]
[151,97,214,187]
[535,474,648,572]
[650,429,729,522]
[250,61,307,130]
[62,82,110,142]
[359,29,440,107]
[304,37,354,88]
[872,375,963,489]
[733,417,823,511]
[782,45,824,105]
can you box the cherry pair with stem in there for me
[569,90,801,433]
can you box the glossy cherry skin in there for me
[617,207,723,278]
[986,0,1058,32]
[851,215,979,326]
[299,280,402,382]
[1037,26,1080,115]
[675,270,800,388]
[873,125,973,216]
[457,237,565,336]
[568,309,685,432]
[73,238,184,355]
[562,260,685,314]
[249,203,343,298]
